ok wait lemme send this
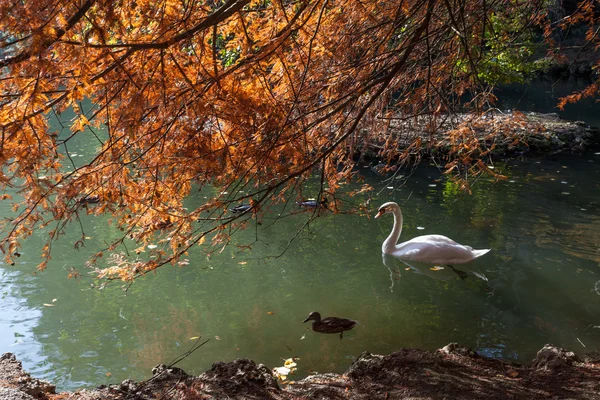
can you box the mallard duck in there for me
[303,311,357,339]
[77,195,100,204]
[375,202,490,264]
[230,203,252,213]
[230,199,258,214]
[296,199,328,209]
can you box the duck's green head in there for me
[303,311,321,323]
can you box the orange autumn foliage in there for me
[0,0,597,279]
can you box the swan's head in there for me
[375,202,399,218]
[303,311,321,323]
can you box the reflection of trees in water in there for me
[127,305,200,371]
[533,216,600,263]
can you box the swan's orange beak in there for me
[374,209,385,219]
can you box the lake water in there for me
[1,80,600,391]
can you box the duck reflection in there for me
[381,253,488,291]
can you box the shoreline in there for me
[2,343,600,399]
[359,111,600,170]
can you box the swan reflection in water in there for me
[381,253,488,292]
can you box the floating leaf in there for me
[147,244,158,249]
[189,336,200,340]
[417,226,425,230]
[106,372,112,377]
[300,334,306,340]
[430,266,445,271]
[273,366,291,376]
[214,335,221,340]
[52,298,57,302]
[238,261,247,265]
[266,311,274,315]
[43,303,55,307]
[284,358,298,368]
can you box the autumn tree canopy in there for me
[0,0,597,280]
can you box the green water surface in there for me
[1,86,600,390]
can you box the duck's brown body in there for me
[303,311,357,339]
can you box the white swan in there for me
[375,202,490,264]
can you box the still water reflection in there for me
[1,150,599,391]
[1,93,600,390]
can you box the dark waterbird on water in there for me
[303,311,357,340]
[230,203,252,213]
[229,199,257,214]
[296,199,328,209]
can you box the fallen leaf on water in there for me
[273,366,291,376]
[238,261,247,265]
[147,244,158,249]
[267,311,274,315]
[106,372,112,377]
[417,226,425,230]
[405,267,410,270]
[43,303,55,307]
[214,335,221,340]
[300,334,306,340]
[85,236,92,240]
[52,298,57,302]
[284,358,299,368]
[430,266,445,271]
[189,336,200,341]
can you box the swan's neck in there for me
[383,207,403,253]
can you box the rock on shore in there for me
[3,343,600,399]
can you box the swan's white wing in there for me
[406,234,465,247]
[392,239,478,264]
